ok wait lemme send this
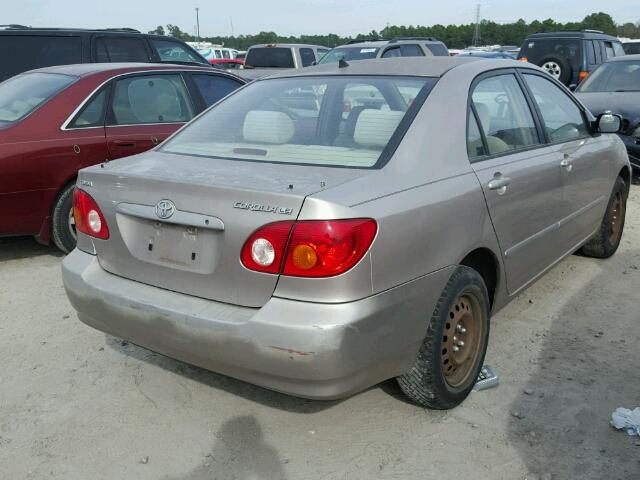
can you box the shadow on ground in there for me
[506,248,640,479]
[0,236,62,262]
[106,336,343,414]
[163,415,287,480]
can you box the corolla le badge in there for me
[233,201,293,215]
[155,199,176,219]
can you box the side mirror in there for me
[594,111,622,134]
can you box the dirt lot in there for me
[1,181,639,480]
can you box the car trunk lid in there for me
[80,152,367,307]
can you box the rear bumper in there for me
[62,249,453,400]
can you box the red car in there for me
[0,63,245,252]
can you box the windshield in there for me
[318,47,381,64]
[0,72,76,124]
[578,61,640,92]
[245,48,294,68]
[161,76,435,168]
[623,43,640,55]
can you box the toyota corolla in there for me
[62,57,630,409]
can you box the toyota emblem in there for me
[155,199,176,219]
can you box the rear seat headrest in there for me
[243,110,294,144]
[354,109,405,148]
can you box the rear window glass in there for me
[0,35,82,83]
[95,37,149,62]
[318,47,380,64]
[245,48,294,68]
[520,38,582,70]
[623,43,640,55]
[425,43,449,56]
[0,72,76,123]
[161,76,435,168]
[577,61,640,93]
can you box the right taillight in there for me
[240,218,377,278]
[518,56,528,63]
[73,188,109,240]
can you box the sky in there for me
[7,0,640,37]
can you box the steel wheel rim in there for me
[542,61,562,79]
[441,292,484,388]
[68,209,77,241]
[609,191,624,243]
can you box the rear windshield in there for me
[162,75,435,168]
[245,48,294,68]
[623,43,640,55]
[520,38,582,70]
[577,60,640,93]
[318,47,381,64]
[0,72,76,124]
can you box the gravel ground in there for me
[1,181,639,480]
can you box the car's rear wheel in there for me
[51,183,77,254]
[538,55,571,85]
[397,266,490,409]
[580,176,627,258]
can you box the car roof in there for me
[623,39,640,44]
[525,31,620,40]
[249,44,327,49]
[24,62,237,78]
[260,56,522,79]
[605,54,640,62]
[336,38,444,49]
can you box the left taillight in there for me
[73,188,109,240]
[240,218,377,278]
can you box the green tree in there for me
[582,12,617,35]
[148,25,165,36]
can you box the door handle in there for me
[560,155,574,171]
[487,176,511,194]
[112,140,136,148]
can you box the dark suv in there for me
[518,31,625,86]
[0,25,210,82]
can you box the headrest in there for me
[243,110,294,144]
[353,109,405,148]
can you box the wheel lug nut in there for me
[453,336,458,342]
[457,325,466,334]
[453,346,460,352]
[457,341,465,347]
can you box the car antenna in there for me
[338,58,349,68]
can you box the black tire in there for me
[580,176,627,259]
[397,266,490,409]
[51,183,76,254]
[537,55,571,85]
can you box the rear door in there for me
[105,72,196,159]
[520,71,610,247]
[186,72,244,109]
[468,71,566,294]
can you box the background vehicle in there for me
[518,31,626,86]
[458,51,516,59]
[622,39,640,55]
[62,57,630,410]
[0,25,210,83]
[239,43,329,80]
[576,55,640,170]
[0,63,245,252]
[197,46,244,68]
[318,37,449,64]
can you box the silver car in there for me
[62,57,631,409]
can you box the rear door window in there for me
[151,38,206,64]
[300,48,316,67]
[523,73,589,143]
[470,74,540,156]
[245,48,295,68]
[95,37,150,62]
[192,74,243,107]
[586,41,596,66]
[0,35,82,82]
[108,74,194,125]
[603,41,615,59]
[613,42,626,57]
[467,109,487,159]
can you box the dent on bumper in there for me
[62,249,453,400]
